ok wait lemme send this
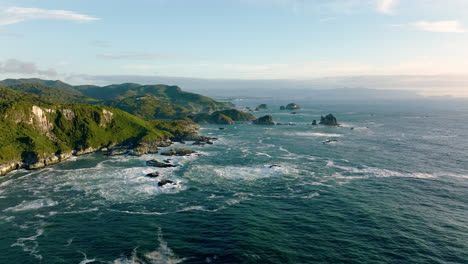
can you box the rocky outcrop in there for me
[285,103,300,110]
[158,179,175,187]
[280,106,286,110]
[0,162,21,176]
[130,139,172,156]
[319,114,339,126]
[312,120,317,125]
[257,104,268,110]
[211,113,234,124]
[147,160,177,168]
[146,171,160,178]
[23,151,73,170]
[161,148,196,156]
[253,115,275,125]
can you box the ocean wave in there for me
[326,161,435,180]
[187,164,297,181]
[112,229,186,264]
[4,199,58,212]
[11,226,44,260]
[292,132,343,137]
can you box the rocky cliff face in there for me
[0,96,196,176]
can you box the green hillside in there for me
[0,86,197,174]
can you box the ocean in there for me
[0,99,467,264]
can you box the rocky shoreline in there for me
[0,133,214,177]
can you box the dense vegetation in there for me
[0,86,196,172]
[0,79,233,120]
[0,78,255,174]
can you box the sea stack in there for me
[319,114,339,126]
[257,104,268,110]
[253,115,275,125]
[286,103,300,110]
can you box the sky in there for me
[1,0,468,97]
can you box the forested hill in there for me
[0,79,233,120]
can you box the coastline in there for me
[0,133,212,177]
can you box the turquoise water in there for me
[0,100,467,263]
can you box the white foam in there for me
[293,132,343,137]
[11,227,44,260]
[190,164,296,181]
[112,229,186,264]
[4,199,58,212]
[326,160,436,180]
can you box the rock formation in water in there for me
[319,114,339,126]
[257,104,268,110]
[253,115,275,125]
[286,103,300,110]
[161,148,196,156]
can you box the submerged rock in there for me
[323,139,339,144]
[161,148,196,156]
[253,115,275,125]
[158,179,175,187]
[319,114,339,126]
[286,103,300,110]
[219,127,227,130]
[280,106,286,110]
[192,141,206,146]
[146,172,160,178]
[312,120,317,125]
[146,160,177,168]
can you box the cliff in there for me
[0,87,198,176]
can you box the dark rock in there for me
[105,146,130,156]
[219,127,227,130]
[257,104,268,110]
[146,160,177,168]
[253,115,275,125]
[254,107,260,111]
[269,164,282,168]
[163,159,172,163]
[323,139,339,144]
[350,127,354,130]
[280,106,286,110]
[319,114,339,126]
[158,179,175,187]
[291,112,297,115]
[146,172,160,178]
[312,120,317,125]
[286,103,300,110]
[192,141,206,146]
[206,141,214,145]
[161,148,196,156]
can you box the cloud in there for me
[0,59,58,77]
[377,0,397,14]
[0,7,99,26]
[97,52,181,60]
[409,20,467,33]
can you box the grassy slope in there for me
[0,87,181,165]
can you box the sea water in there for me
[0,99,467,263]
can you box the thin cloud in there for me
[410,20,467,33]
[97,52,183,60]
[377,0,397,14]
[0,59,58,77]
[0,7,99,26]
